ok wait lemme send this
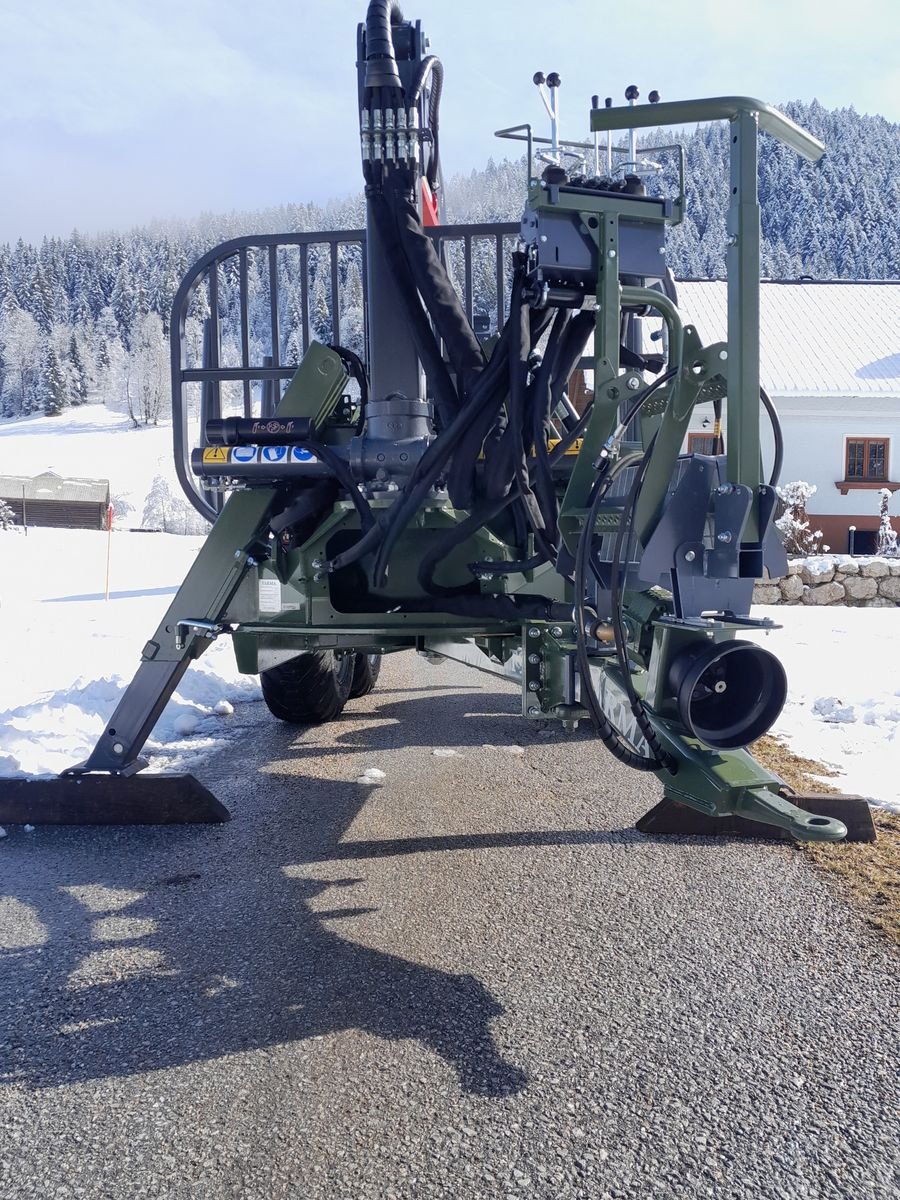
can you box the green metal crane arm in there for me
[589,96,826,163]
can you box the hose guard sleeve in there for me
[364,1,405,90]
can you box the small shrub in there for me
[775,481,829,556]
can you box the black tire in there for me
[260,651,354,725]
[349,652,382,698]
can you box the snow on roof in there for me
[0,473,110,504]
[673,281,900,398]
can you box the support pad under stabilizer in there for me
[0,775,230,825]
[636,792,875,843]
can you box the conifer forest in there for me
[1,101,897,422]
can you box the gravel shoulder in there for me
[1,651,898,1199]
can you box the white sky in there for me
[1,0,898,242]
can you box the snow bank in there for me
[0,527,261,778]
[747,607,900,811]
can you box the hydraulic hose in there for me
[760,385,784,487]
[573,455,663,772]
[387,178,485,390]
[364,2,405,91]
[408,55,444,190]
[330,343,369,434]
[368,189,461,427]
[607,439,677,773]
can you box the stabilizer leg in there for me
[0,488,279,826]
[637,791,876,843]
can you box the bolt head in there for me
[684,549,696,562]
[550,625,564,637]
[527,706,540,716]
[112,742,124,755]
[528,653,541,665]
[528,681,540,692]
[626,376,641,391]
[233,550,242,560]
[607,249,617,259]
[528,627,541,638]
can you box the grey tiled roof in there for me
[672,281,900,398]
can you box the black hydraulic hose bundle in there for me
[572,367,681,773]
[387,176,485,393]
[529,308,570,540]
[367,188,461,427]
[363,1,404,89]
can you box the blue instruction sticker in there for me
[291,447,317,462]
[261,445,287,463]
[232,445,258,463]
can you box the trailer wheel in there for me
[349,653,382,698]
[260,651,354,725]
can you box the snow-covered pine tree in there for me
[39,342,69,416]
[876,488,899,557]
[0,497,17,531]
[775,481,829,555]
[67,332,90,405]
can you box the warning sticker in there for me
[202,447,230,464]
[546,438,584,456]
[291,447,318,463]
[258,577,282,614]
[232,445,258,463]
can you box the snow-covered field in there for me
[0,405,898,810]
[0,405,180,525]
[0,526,262,779]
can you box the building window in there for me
[688,432,719,455]
[846,437,888,481]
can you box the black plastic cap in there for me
[625,84,639,101]
[649,90,660,103]
[546,71,561,88]
[533,71,545,85]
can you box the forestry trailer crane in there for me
[2,2,868,841]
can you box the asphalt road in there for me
[1,651,898,1199]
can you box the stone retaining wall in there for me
[753,556,900,607]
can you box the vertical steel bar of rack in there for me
[238,248,251,417]
[331,243,342,348]
[268,245,280,369]
[463,236,473,323]
[300,243,311,356]
[495,233,504,331]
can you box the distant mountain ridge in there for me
[1,100,897,421]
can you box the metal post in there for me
[261,355,276,418]
[625,86,639,168]
[726,108,762,540]
[605,98,613,174]
[591,95,600,176]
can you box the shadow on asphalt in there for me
[282,685,597,762]
[1,685,589,1099]
[1,682,646,1098]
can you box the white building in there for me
[674,280,900,553]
